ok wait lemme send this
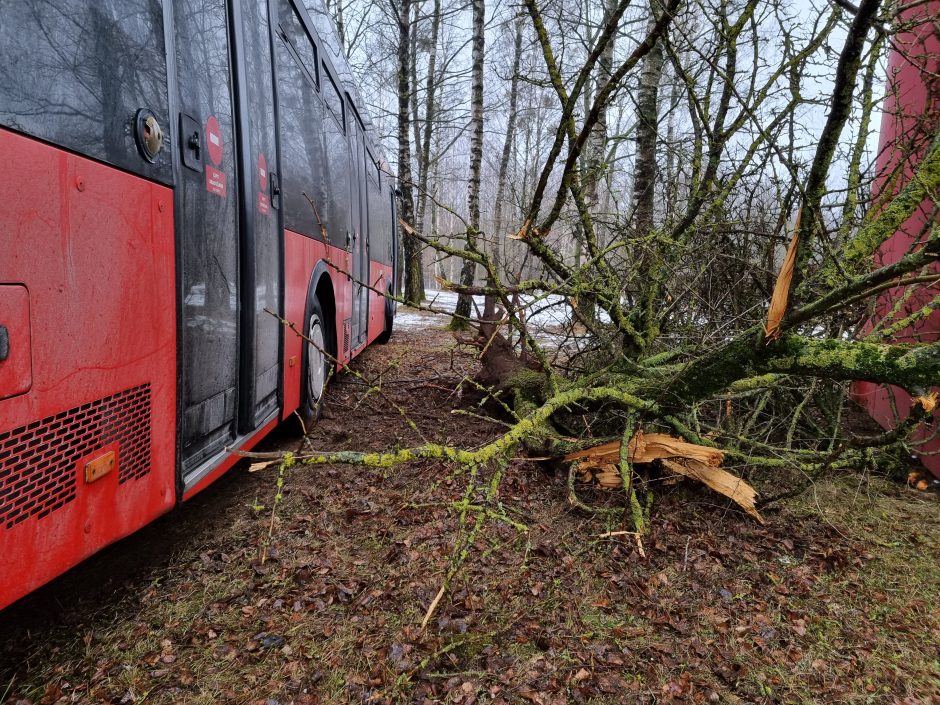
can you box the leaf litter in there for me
[0,319,938,704]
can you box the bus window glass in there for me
[368,178,385,265]
[321,65,344,127]
[324,117,350,245]
[0,0,170,183]
[173,0,240,460]
[364,146,388,265]
[242,0,281,420]
[277,1,318,89]
[303,0,343,67]
[276,24,330,243]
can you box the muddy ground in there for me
[1,312,939,704]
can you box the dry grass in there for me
[1,321,938,704]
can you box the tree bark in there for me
[576,0,618,322]
[584,0,617,228]
[632,5,665,238]
[452,0,485,327]
[410,0,423,180]
[397,0,424,304]
[624,3,667,352]
[335,0,346,50]
[415,0,442,240]
[491,15,524,276]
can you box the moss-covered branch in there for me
[658,331,939,406]
[840,131,940,270]
[760,336,940,391]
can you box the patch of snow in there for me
[394,308,434,330]
[393,290,588,342]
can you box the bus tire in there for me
[299,294,332,431]
[376,288,394,344]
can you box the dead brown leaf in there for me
[913,391,938,414]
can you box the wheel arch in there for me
[305,261,337,359]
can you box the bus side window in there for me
[364,147,386,265]
[0,1,170,182]
[277,1,318,90]
[275,0,332,243]
[321,65,344,129]
[317,66,348,245]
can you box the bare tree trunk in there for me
[452,0,485,327]
[575,0,617,321]
[415,0,442,240]
[663,72,677,214]
[335,0,346,50]
[627,3,666,350]
[410,0,423,176]
[432,180,444,281]
[632,5,665,238]
[397,0,424,305]
[492,15,524,278]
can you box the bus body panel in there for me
[281,229,350,419]
[0,129,178,608]
[367,261,394,344]
[852,0,940,478]
[0,0,398,610]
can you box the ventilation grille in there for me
[0,384,152,529]
[343,319,351,354]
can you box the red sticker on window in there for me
[258,152,268,190]
[206,115,223,166]
[257,153,270,214]
[206,166,227,197]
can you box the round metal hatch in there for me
[134,108,164,163]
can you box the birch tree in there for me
[451,0,485,327]
[394,0,425,304]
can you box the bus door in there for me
[347,105,369,350]
[233,0,282,433]
[173,0,242,476]
[173,0,282,481]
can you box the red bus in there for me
[0,0,398,610]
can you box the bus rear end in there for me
[0,0,400,610]
[0,1,178,608]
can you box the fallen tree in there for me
[251,0,939,626]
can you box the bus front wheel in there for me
[299,295,331,431]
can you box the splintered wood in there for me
[565,432,763,523]
[913,391,938,414]
[763,210,801,342]
[660,459,763,524]
[565,432,725,469]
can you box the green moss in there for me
[509,368,549,395]
[765,336,938,390]
[727,373,782,393]
[446,316,472,332]
[840,133,940,273]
